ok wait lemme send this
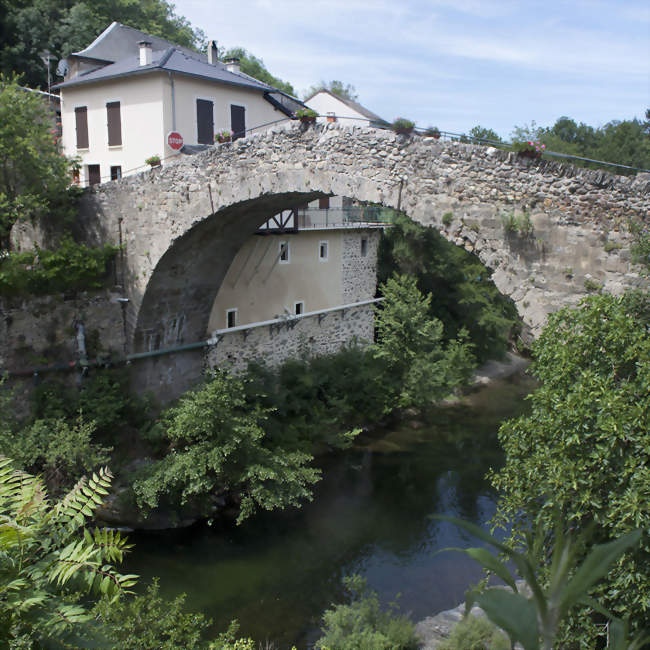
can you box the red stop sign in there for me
[167,131,183,151]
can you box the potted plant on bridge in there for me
[513,140,545,160]
[145,154,161,168]
[295,108,318,125]
[424,126,441,139]
[216,130,232,143]
[392,118,415,136]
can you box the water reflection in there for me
[124,371,536,647]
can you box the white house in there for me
[54,22,303,186]
[305,89,388,129]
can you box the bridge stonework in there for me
[77,123,649,398]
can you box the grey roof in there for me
[54,47,278,94]
[305,89,388,126]
[71,21,199,63]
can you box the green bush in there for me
[94,579,212,649]
[315,575,419,650]
[0,236,118,296]
[438,615,509,650]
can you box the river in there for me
[123,369,536,647]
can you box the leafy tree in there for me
[0,75,75,250]
[223,47,295,95]
[315,575,419,650]
[490,292,650,642]
[374,274,476,409]
[94,578,213,649]
[134,369,321,524]
[305,80,358,101]
[0,457,137,646]
[467,125,502,144]
[0,0,205,89]
[378,214,519,363]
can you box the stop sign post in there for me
[167,131,183,151]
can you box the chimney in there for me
[138,41,152,66]
[207,40,219,65]
[225,57,240,73]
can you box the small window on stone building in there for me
[319,241,328,261]
[279,241,290,263]
[110,165,122,181]
[226,309,237,328]
[294,301,304,315]
[361,237,368,257]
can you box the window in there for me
[326,112,336,123]
[106,101,122,146]
[75,106,88,149]
[294,302,304,315]
[226,309,237,328]
[319,241,328,261]
[361,237,368,257]
[87,164,101,186]
[279,241,290,263]
[110,165,122,181]
[196,99,214,144]
[318,196,330,209]
[231,104,246,140]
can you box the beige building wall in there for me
[163,75,285,145]
[305,91,367,126]
[60,74,166,184]
[209,230,343,330]
[60,72,288,185]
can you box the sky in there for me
[173,0,650,139]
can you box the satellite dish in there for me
[56,58,69,77]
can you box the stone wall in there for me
[342,230,381,303]
[206,303,375,372]
[0,290,126,377]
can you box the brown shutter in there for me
[319,197,330,209]
[230,105,246,140]
[107,101,122,146]
[197,99,214,144]
[75,106,88,149]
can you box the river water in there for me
[124,370,536,647]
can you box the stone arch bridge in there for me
[78,122,649,395]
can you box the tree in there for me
[305,80,358,101]
[0,457,137,645]
[223,47,295,96]
[0,0,205,89]
[134,369,321,524]
[490,292,650,642]
[378,214,519,363]
[467,125,502,143]
[374,273,476,409]
[0,75,75,250]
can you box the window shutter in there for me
[75,107,88,149]
[197,99,214,144]
[319,197,330,209]
[230,105,246,140]
[107,101,122,146]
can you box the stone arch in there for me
[79,123,648,398]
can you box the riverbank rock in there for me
[415,581,529,648]
[471,351,530,386]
